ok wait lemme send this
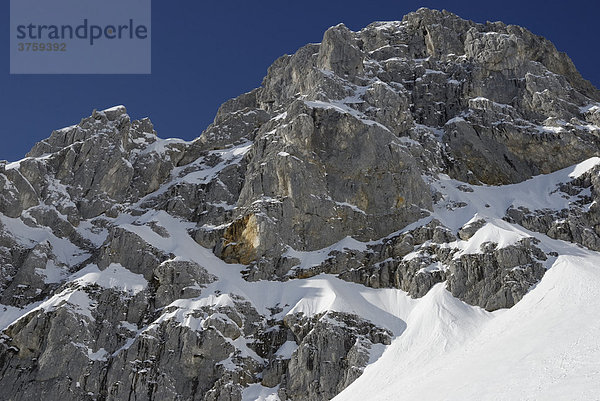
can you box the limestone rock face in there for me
[318,24,365,78]
[224,101,431,268]
[1,8,599,401]
[282,312,391,401]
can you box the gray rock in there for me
[153,260,217,308]
[447,238,547,310]
[505,165,600,251]
[458,219,486,240]
[318,24,364,78]
[1,8,599,401]
[283,312,391,401]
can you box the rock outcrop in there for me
[0,8,599,401]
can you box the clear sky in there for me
[1,0,598,161]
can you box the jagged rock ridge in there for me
[0,8,599,401]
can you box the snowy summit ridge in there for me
[1,8,600,401]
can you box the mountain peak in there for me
[95,104,128,121]
[1,9,599,401]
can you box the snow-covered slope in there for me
[335,254,600,401]
[329,158,600,401]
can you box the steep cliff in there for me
[1,8,599,401]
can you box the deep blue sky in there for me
[1,1,598,161]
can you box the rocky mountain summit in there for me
[1,8,600,401]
